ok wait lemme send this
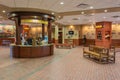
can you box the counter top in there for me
[10,44,53,47]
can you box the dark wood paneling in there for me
[64,39,95,46]
[73,39,79,46]
[19,47,31,58]
[64,39,79,46]
[12,46,20,58]
[41,46,50,56]
[80,39,95,46]
[80,39,120,47]
[111,39,120,47]
[86,39,95,46]
[79,39,82,45]
[31,47,42,57]
[11,45,54,58]
[50,45,54,55]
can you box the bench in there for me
[83,45,115,63]
[56,43,74,49]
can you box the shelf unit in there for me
[95,21,112,48]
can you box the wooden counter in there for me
[10,44,54,58]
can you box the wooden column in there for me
[47,19,52,44]
[42,23,45,40]
[15,16,22,45]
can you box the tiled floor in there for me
[0,46,120,80]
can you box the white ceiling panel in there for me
[53,0,120,12]
[39,0,59,10]
[28,0,43,8]
[0,0,119,12]
[14,0,29,7]
[56,12,120,25]
[0,0,119,25]
[49,0,74,12]
[0,0,15,7]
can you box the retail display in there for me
[95,21,112,48]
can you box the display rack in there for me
[95,21,112,48]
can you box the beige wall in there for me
[112,24,120,39]
[81,24,120,39]
[64,25,81,39]
[82,25,95,39]
[54,23,120,42]
[54,25,59,40]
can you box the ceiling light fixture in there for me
[44,15,48,18]
[81,11,84,14]
[60,2,64,5]
[58,16,61,18]
[2,10,6,13]
[104,9,108,12]
[34,16,37,18]
[90,6,94,9]
[51,12,55,15]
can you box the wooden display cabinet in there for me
[95,21,112,48]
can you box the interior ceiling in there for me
[0,0,120,25]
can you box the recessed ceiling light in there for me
[58,16,61,18]
[90,6,94,9]
[81,11,84,14]
[34,16,37,18]
[11,18,14,20]
[12,13,16,16]
[103,17,106,19]
[104,10,108,12]
[52,12,55,15]
[60,2,64,5]
[44,15,48,18]
[51,17,54,20]
[2,10,6,13]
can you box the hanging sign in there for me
[96,25,103,28]
[21,19,48,24]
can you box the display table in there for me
[10,44,54,58]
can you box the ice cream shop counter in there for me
[10,44,54,58]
